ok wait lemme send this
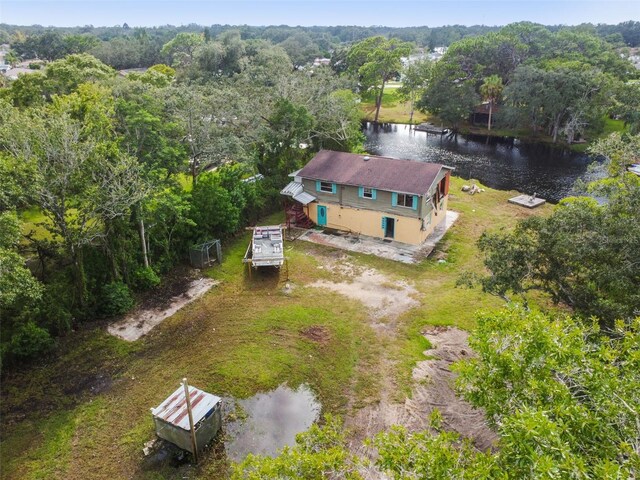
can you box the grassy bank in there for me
[360,89,431,125]
[1,177,552,480]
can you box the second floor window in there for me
[363,187,374,199]
[397,193,415,208]
[319,181,334,193]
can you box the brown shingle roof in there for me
[297,150,446,195]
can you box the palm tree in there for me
[480,75,503,131]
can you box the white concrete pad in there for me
[508,194,546,208]
[107,278,219,341]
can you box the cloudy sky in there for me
[1,0,638,27]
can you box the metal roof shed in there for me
[151,383,222,455]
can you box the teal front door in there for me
[317,205,327,226]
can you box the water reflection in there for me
[224,383,321,462]
[363,122,603,203]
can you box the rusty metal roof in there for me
[152,385,221,431]
[297,150,448,195]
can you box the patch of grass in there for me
[360,88,431,125]
[20,206,53,242]
[1,399,108,480]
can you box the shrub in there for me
[10,322,54,360]
[100,281,135,316]
[132,266,161,291]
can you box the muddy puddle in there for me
[224,383,321,461]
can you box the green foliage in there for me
[418,59,479,129]
[233,415,361,480]
[0,210,22,249]
[477,178,640,325]
[9,322,54,361]
[145,188,195,266]
[99,281,135,316]
[257,97,315,180]
[131,266,160,291]
[161,32,204,67]
[374,413,498,479]
[454,306,640,477]
[190,170,242,240]
[348,36,413,123]
[502,63,611,142]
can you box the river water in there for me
[363,123,603,203]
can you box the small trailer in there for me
[243,225,285,268]
[151,381,222,460]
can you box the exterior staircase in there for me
[286,203,315,229]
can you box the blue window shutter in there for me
[332,183,337,194]
[372,189,377,200]
[391,192,398,207]
[358,186,364,198]
[315,180,321,192]
[412,195,418,210]
[381,217,387,230]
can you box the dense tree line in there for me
[2,20,639,69]
[415,22,640,141]
[0,35,363,368]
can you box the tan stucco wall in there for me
[307,196,448,245]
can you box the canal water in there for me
[363,123,604,203]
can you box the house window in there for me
[397,193,414,208]
[319,181,334,193]
[363,187,374,199]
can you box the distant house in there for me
[281,150,453,245]
[470,102,501,127]
[312,58,331,67]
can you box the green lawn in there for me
[360,88,431,125]
[0,178,553,480]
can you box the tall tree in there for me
[479,74,503,130]
[348,36,413,124]
[397,59,432,126]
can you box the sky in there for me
[1,0,638,28]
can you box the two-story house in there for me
[281,150,453,245]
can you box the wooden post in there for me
[182,378,199,463]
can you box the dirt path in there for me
[309,254,495,462]
[107,278,219,341]
[347,326,497,451]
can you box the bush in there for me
[10,322,54,360]
[100,281,135,316]
[28,63,42,70]
[132,266,161,291]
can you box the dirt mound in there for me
[301,325,331,344]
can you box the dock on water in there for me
[508,194,546,208]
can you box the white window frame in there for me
[397,193,414,208]
[362,187,374,199]
[319,181,333,193]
